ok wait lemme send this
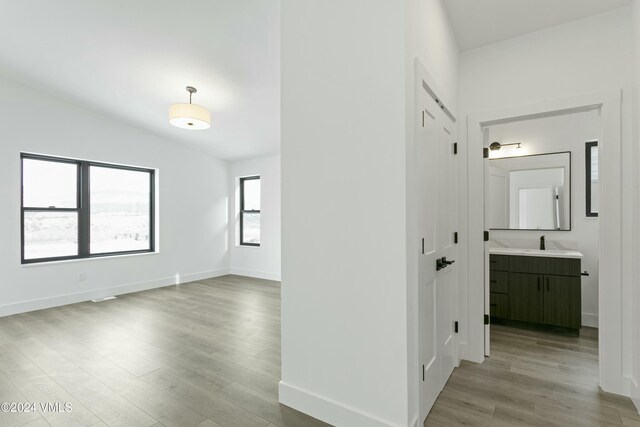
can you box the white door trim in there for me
[465,89,626,396]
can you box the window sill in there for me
[20,251,159,267]
[236,244,261,249]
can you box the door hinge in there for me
[422,364,425,381]
[453,142,458,155]
[454,232,458,244]
[483,147,489,158]
[484,314,490,325]
[421,238,424,254]
[422,111,425,128]
[484,230,489,241]
[454,321,459,333]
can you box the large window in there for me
[21,153,155,264]
[585,141,599,217]
[239,176,260,246]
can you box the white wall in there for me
[229,155,281,281]
[487,111,600,327]
[281,1,459,425]
[0,76,230,316]
[280,1,409,425]
[458,6,636,395]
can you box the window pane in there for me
[243,178,260,210]
[242,212,261,244]
[590,146,599,181]
[24,211,78,259]
[590,146,599,213]
[90,166,151,254]
[23,159,77,208]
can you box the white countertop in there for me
[489,247,583,259]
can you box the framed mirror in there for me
[489,151,571,231]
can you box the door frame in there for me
[465,89,627,395]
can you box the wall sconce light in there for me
[489,141,522,151]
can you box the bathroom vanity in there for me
[489,247,584,335]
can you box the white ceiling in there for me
[443,0,631,51]
[0,1,280,161]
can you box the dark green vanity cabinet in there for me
[490,254,581,333]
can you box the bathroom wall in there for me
[487,109,600,327]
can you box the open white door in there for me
[418,79,459,421]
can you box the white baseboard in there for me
[629,377,640,415]
[0,268,230,318]
[230,267,281,281]
[178,269,230,284]
[458,341,469,361]
[582,312,599,328]
[279,381,402,427]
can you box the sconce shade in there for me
[169,103,211,130]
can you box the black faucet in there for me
[540,235,545,250]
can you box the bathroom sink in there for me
[489,247,583,259]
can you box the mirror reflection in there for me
[489,152,571,230]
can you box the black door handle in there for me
[436,258,445,271]
[441,257,455,265]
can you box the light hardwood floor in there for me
[0,275,329,427]
[3,276,639,427]
[425,324,640,426]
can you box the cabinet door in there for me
[508,273,544,324]
[543,275,581,329]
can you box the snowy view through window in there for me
[23,157,152,260]
[242,177,260,244]
[89,166,150,254]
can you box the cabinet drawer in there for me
[490,293,509,319]
[509,256,543,274]
[490,255,509,271]
[542,258,580,277]
[490,271,509,294]
[509,255,581,276]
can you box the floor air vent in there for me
[91,296,117,303]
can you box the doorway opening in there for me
[466,89,624,396]
[483,109,601,390]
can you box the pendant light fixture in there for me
[169,86,211,130]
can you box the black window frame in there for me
[239,175,260,247]
[585,141,598,218]
[21,153,155,264]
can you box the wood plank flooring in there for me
[0,275,329,427]
[3,276,639,427]
[425,325,640,426]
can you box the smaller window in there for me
[585,141,598,217]
[240,176,261,246]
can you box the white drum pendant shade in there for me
[169,86,211,130]
[169,103,211,130]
